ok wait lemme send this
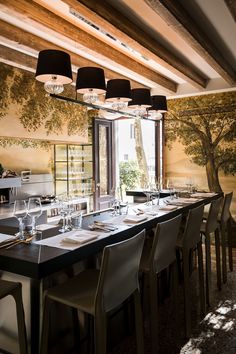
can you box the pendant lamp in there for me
[105,79,131,110]
[128,88,151,116]
[35,49,72,94]
[76,67,106,104]
[148,95,167,120]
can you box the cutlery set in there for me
[0,236,34,249]
[89,221,118,232]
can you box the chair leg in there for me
[172,262,178,323]
[12,285,28,354]
[205,233,211,307]
[227,220,233,272]
[40,295,51,354]
[221,224,227,283]
[71,308,81,353]
[133,289,144,354]
[197,241,206,316]
[215,228,222,290]
[182,249,191,338]
[149,273,159,354]
[94,312,107,354]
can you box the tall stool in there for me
[177,204,205,337]
[139,214,182,354]
[40,230,145,354]
[0,279,28,354]
[219,192,233,282]
[200,197,223,306]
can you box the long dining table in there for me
[0,193,221,354]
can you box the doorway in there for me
[93,119,115,210]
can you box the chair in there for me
[218,192,233,283]
[200,197,223,306]
[40,230,145,354]
[139,214,182,354]
[177,204,205,337]
[0,279,28,354]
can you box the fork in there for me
[5,236,34,249]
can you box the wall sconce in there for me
[35,49,73,94]
[76,67,106,104]
[105,79,131,110]
[128,88,152,116]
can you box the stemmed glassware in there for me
[27,197,42,235]
[58,195,72,233]
[152,178,161,206]
[166,179,175,200]
[143,182,152,205]
[13,200,28,240]
[111,187,121,216]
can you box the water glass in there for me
[71,212,83,230]
[13,200,27,240]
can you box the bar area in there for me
[0,1,236,354]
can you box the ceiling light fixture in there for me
[35,49,166,121]
[128,88,152,117]
[148,95,168,120]
[76,67,106,104]
[35,49,72,94]
[105,79,131,110]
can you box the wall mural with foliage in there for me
[0,62,88,142]
[165,90,236,216]
[0,62,92,174]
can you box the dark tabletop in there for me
[0,194,221,280]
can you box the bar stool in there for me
[139,214,182,354]
[200,197,223,306]
[0,279,28,354]
[176,204,205,337]
[40,230,145,354]
[218,192,233,282]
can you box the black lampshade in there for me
[149,95,168,113]
[105,79,131,102]
[35,49,72,84]
[128,88,151,108]
[76,67,106,94]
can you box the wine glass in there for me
[166,179,175,200]
[13,200,27,240]
[58,196,71,233]
[143,182,152,205]
[153,178,161,206]
[27,197,42,235]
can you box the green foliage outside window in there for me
[119,161,140,190]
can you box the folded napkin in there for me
[191,193,216,198]
[0,233,17,245]
[159,205,178,211]
[123,215,148,223]
[61,230,98,245]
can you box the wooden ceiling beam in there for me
[63,0,207,89]
[0,0,177,92]
[145,0,236,85]
[0,20,147,89]
[224,0,236,22]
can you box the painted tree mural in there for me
[0,62,88,140]
[165,92,236,192]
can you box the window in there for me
[124,154,129,161]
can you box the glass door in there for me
[93,119,115,210]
